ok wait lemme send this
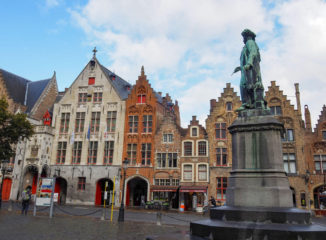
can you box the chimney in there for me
[294,83,302,117]
[304,105,312,132]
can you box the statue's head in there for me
[241,29,256,43]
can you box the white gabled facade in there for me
[50,53,131,205]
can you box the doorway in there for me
[126,177,148,206]
[54,177,67,205]
[95,178,113,206]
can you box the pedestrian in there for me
[21,186,32,215]
[210,196,216,207]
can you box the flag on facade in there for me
[70,131,75,145]
[87,125,90,140]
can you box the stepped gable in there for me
[209,82,241,116]
[99,63,131,100]
[0,68,29,105]
[25,78,51,113]
[314,104,326,132]
[265,81,297,113]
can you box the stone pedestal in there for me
[190,110,326,239]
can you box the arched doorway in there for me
[23,165,38,194]
[126,177,148,207]
[314,185,326,209]
[54,177,67,205]
[95,178,113,206]
[2,178,12,201]
[290,187,296,207]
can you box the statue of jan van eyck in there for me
[233,29,267,111]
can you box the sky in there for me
[1,0,326,128]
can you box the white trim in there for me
[196,163,209,182]
[190,126,199,137]
[182,140,194,157]
[196,139,209,157]
[181,163,194,182]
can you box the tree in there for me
[0,97,34,163]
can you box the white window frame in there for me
[196,139,208,157]
[196,163,209,182]
[190,126,199,137]
[181,163,194,182]
[182,140,194,157]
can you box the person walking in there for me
[210,196,217,207]
[21,186,32,215]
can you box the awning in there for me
[151,186,178,192]
[180,186,207,193]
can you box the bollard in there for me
[8,200,13,212]
[101,208,105,221]
[156,212,162,226]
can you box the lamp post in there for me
[118,158,129,222]
[0,160,13,209]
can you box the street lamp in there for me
[118,158,129,222]
[0,160,13,209]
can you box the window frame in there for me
[163,133,173,143]
[103,141,114,165]
[283,153,297,174]
[270,106,282,115]
[143,115,153,133]
[215,122,227,140]
[78,93,87,104]
[197,164,208,181]
[137,94,146,104]
[314,154,326,174]
[56,142,67,164]
[183,141,193,156]
[87,141,98,164]
[216,147,227,166]
[197,140,207,156]
[90,112,101,133]
[226,102,232,111]
[183,164,193,181]
[127,143,137,165]
[128,115,138,133]
[216,177,228,201]
[75,112,85,133]
[60,113,70,134]
[107,111,117,133]
[93,92,103,103]
[78,177,86,191]
[156,153,178,168]
[141,143,151,166]
[72,141,82,164]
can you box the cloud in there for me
[69,0,326,127]
[45,0,60,8]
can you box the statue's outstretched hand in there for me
[232,66,241,75]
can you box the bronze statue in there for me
[233,29,267,110]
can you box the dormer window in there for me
[90,60,95,69]
[137,94,146,104]
[88,77,95,85]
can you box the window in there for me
[183,164,192,180]
[93,92,102,103]
[282,129,294,141]
[141,143,151,165]
[215,123,226,139]
[137,94,146,104]
[270,106,282,115]
[143,115,152,133]
[104,141,114,164]
[90,112,101,133]
[127,144,137,165]
[78,177,86,191]
[72,141,82,164]
[128,115,138,133]
[191,127,198,137]
[107,111,117,132]
[78,93,87,103]
[283,153,296,173]
[216,148,227,166]
[226,102,232,111]
[88,77,95,85]
[56,142,67,164]
[163,133,173,143]
[184,142,192,156]
[198,141,207,156]
[75,112,85,133]
[87,141,98,164]
[217,177,227,201]
[198,164,207,181]
[60,113,70,133]
[323,131,326,140]
[155,179,171,186]
[314,155,326,174]
[172,179,179,186]
[156,153,178,168]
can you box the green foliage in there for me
[0,97,34,162]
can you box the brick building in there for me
[206,83,241,205]
[179,116,209,211]
[50,50,131,205]
[304,104,326,212]
[121,67,180,207]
